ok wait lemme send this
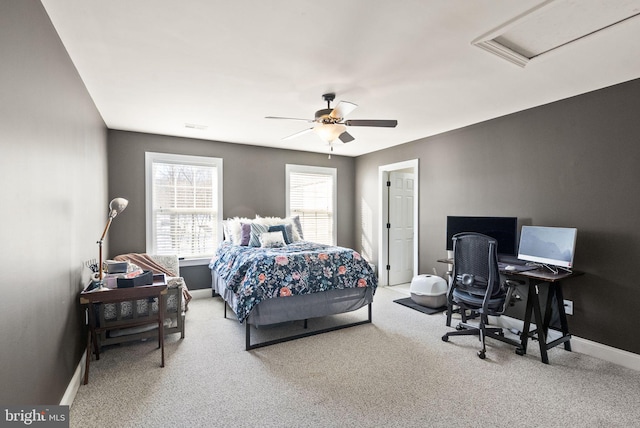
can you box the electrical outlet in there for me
[563,299,573,315]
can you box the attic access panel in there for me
[473,0,640,67]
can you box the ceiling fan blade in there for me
[344,119,398,128]
[339,131,355,143]
[282,128,314,140]
[266,116,314,122]
[330,101,358,119]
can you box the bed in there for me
[209,217,377,349]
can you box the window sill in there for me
[179,257,211,268]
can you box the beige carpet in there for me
[70,286,640,427]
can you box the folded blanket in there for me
[114,253,192,308]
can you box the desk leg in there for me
[547,283,572,352]
[531,283,549,364]
[83,329,91,385]
[88,304,100,361]
[555,284,571,351]
[159,295,165,368]
[542,283,556,341]
[540,282,573,354]
[518,284,535,355]
[84,303,100,384]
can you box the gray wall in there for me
[4,0,639,408]
[107,130,356,289]
[355,78,640,355]
[0,0,108,404]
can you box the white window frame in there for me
[145,152,223,266]
[285,164,337,245]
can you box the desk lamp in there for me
[97,197,128,284]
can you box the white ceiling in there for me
[41,0,640,157]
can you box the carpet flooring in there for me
[69,286,640,428]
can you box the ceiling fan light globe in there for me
[314,123,346,143]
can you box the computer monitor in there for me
[446,216,518,256]
[517,225,577,268]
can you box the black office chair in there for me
[442,232,521,359]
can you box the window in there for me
[145,152,223,263]
[286,164,336,245]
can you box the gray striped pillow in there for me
[249,223,270,247]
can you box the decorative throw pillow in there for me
[222,220,231,241]
[240,223,251,246]
[290,215,304,240]
[252,215,302,241]
[226,217,252,245]
[249,223,270,247]
[260,231,286,248]
[268,224,291,244]
[254,215,284,226]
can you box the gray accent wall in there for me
[355,78,640,355]
[107,130,356,289]
[0,0,108,404]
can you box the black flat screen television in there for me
[446,216,518,256]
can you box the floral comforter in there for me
[209,241,377,323]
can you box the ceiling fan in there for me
[265,93,398,150]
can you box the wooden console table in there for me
[80,278,167,384]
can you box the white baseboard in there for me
[496,316,640,371]
[61,352,85,406]
[570,337,640,371]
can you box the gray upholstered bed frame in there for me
[211,270,373,350]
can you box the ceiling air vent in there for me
[473,0,640,67]
[185,123,208,130]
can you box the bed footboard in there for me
[244,303,372,350]
[211,259,375,350]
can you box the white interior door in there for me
[388,171,415,285]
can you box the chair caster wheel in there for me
[478,350,486,359]
[442,335,449,342]
[456,324,464,331]
[515,348,524,356]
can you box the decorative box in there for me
[117,270,153,288]
[106,261,128,274]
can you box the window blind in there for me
[148,155,220,258]
[288,169,335,245]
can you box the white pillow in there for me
[253,215,285,226]
[222,220,231,241]
[259,231,286,248]
[225,217,252,245]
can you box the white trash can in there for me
[409,274,448,308]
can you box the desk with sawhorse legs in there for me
[504,268,582,364]
[438,257,581,364]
